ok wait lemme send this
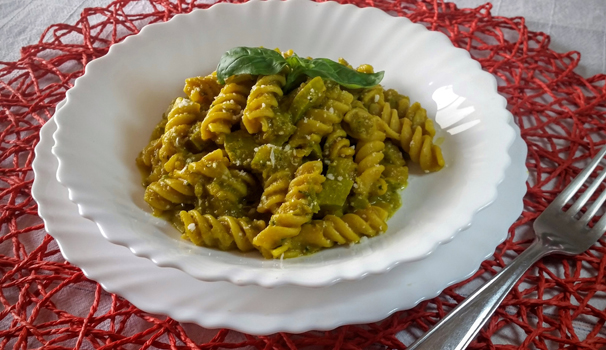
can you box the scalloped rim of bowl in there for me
[53,0,515,287]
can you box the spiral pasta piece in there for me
[183,72,222,109]
[202,75,253,144]
[290,85,353,156]
[138,51,448,260]
[323,206,389,244]
[376,101,444,172]
[356,64,375,74]
[400,119,444,172]
[355,138,387,197]
[258,169,292,214]
[137,137,164,184]
[252,145,302,214]
[188,149,252,203]
[144,177,195,214]
[159,98,201,163]
[360,85,385,116]
[323,124,355,160]
[253,161,325,252]
[242,74,286,134]
[344,107,387,200]
[272,206,389,258]
[384,89,410,118]
[381,141,408,185]
[180,209,266,252]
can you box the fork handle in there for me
[407,239,552,350]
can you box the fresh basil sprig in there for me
[284,55,384,91]
[215,47,384,90]
[216,47,288,84]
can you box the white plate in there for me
[51,0,515,287]
[33,111,526,335]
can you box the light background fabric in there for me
[1,0,604,346]
[1,0,605,77]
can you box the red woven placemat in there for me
[2,0,606,348]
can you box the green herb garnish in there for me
[216,47,384,90]
[284,55,384,90]
[216,47,288,84]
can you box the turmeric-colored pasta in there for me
[180,209,266,252]
[253,161,325,252]
[323,124,355,160]
[251,145,301,214]
[272,206,388,258]
[144,177,195,214]
[137,50,445,259]
[289,82,354,157]
[242,74,286,134]
[159,97,201,164]
[202,74,254,144]
[343,106,387,209]
[183,72,222,109]
[189,149,254,203]
[377,100,444,172]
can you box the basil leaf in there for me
[284,54,384,91]
[216,47,287,84]
[284,55,311,91]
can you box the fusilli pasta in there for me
[253,161,325,251]
[183,72,222,109]
[272,206,388,258]
[201,74,254,144]
[180,209,266,252]
[137,49,446,259]
[242,74,286,134]
[289,82,354,157]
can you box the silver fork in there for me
[408,147,606,350]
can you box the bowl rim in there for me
[52,0,515,287]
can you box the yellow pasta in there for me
[183,72,222,109]
[180,209,266,252]
[137,50,446,259]
[253,161,325,252]
[272,206,388,258]
[242,73,286,134]
[189,149,254,203]
[377,100,444,172]
[137,137,164,185]
[323,124,355,160]
[289,82,354,157]
[343,107,387,208]
[360,85,385,116]
[201,74,254,144]
[251,145,301,214]
[158,97,201,164]
[144,177,195,214]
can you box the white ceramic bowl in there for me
[52,0,515,288]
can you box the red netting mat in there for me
[2,0,606,348]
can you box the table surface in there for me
[1,0,605,347]
[1,0,605,77]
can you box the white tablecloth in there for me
[1,0,604,77]
[1,0,604,347]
